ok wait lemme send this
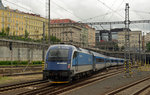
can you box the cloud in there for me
[2,0,150,32]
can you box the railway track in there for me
[106,76,150,95]
[0,80,48,93]
[17,68,123,95]
[3,72,42,77]
[133,84,150,95]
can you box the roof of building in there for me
[0,0,44,19]
[0,0,5,9]
[50,19,96,31]
[51,19,76,24]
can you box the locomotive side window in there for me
[73,51,78,59]
[106,60,110,63]
[111,60,113,62]
[96,58,104,62]
[114,60,117,63]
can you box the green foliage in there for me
[0,61,42,66]
[32,61,42,64]
[121,46,125,51]
[25,30,29,39]
[6,27,10,36]
[50,35,61,42]
[2,28,5,34]
[0,27,10,36]
[0,29,60,43]
[13,31,15,36]
[44,35,61,43]
[0,28,6,36]
[114,44,119,51]
[146,42,150,52]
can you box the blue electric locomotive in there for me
[43,44,124,83]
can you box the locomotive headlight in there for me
[68,64,71,69]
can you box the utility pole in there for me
[124,3,131,77]
[144,33,146,65]
[48,0,51,44]
[139,33,141,64]
[42,22,46,70]
[9,42,13,75]
[42,22,45,62]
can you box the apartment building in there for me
[87,26,95,47]
[118,31,142,50]
[0,0,96,46]
[145,33,150,43]
[0,0,47,39]
[50,19,95,46]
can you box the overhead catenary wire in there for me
[51,1,83,21]
[96,0,124,20]
[81,9,124,22]
[107,0,125,21]
[3,0,35,14]
[132,10,150,15]
[102,0,120,21]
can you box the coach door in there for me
[73,51,78,71]
[92,54,96,71]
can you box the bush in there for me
[0,61,42,65]
[32,61,42,64]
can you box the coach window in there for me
[96,58,104,62]
[106,60,110,63]
[73,52,78,59]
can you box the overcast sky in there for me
[2,0,150,33]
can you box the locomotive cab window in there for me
[47,49,69,62]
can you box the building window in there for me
[2,18,4,22]
[2,24,4,28]
[2,12,4,15]
[7,13,9,17]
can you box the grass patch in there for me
[0,76,11,84]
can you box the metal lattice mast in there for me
[48,0,51,44]
[124,3,131,75]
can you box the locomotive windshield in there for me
[47,49,69,62]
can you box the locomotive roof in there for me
[48,44,124,60]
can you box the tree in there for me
[2,28,5,34]
[114,44,119,51]
[13,31,15,36]
[146,42,150,52]
[50,36,61,43]
[6,27,10,36]
[0,28,6,36]
[121,46,125,51]
[25,30,29,39]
